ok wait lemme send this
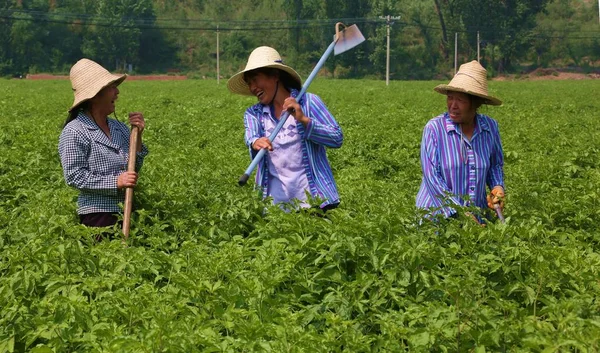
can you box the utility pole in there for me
[477,31,480,62]
[379,15,401,86]
[216,25,220,84]
[385,15,391,86]
[454,32,458,74]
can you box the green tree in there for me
[450,0,551,72]
[81,0,155,72]
[1,0,597,78]
[433,0,449,59]
[403,1,450,78]
[0,0,15,75]
[534,0,600,68]
[6,0,51,74]
[367,0,396,79]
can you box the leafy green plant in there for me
[0,79,599,352]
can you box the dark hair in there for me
[279,69,302,91]
[64,101,90,127]
[469,95,485,110]
[244,67,301,91]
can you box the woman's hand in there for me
[128,112,145,153]
[487,186,505,211]
[117,171,138,189]
[252,137,273,151]
[282,97,310,126]
[128,112,145,133]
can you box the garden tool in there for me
[494,204,505,223]
[238,22,365,186]
[123,126,139,240]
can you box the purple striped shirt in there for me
[416,112,505,217]
[243,89,343,208]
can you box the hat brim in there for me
[434,84,502,106]
[69,74,127,112]
[227,64,302,96]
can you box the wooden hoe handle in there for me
[122,126,139,240]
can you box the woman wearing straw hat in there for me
[228,46,343,211]
[58,58,148,227]
[416,60,505,223]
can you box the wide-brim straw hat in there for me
[434,60,502,106]
[69,58,127,112]
[227,46,302,96]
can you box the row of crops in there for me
[1,79,599,351]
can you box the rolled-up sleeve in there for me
[135,143,149,172]
[486,121,505,190]
[303,94,343,148]
[244,109,262,158]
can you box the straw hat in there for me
[69,58,127,112]
[434,60,501,106]
[227,46,302,96]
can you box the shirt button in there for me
[471,166,475,170]
[470,187,475,191]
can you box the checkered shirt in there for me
[58,112,149,215]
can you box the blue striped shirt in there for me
[243,89,343,208]
[416,112,505,217]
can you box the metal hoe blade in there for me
[334,23,365,55]
[494,204,505,223]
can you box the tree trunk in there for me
[433,0,449,59]
[294,0,302,54]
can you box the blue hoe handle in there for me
[238,40,337,186]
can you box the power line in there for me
[0,9,383,28]
[0,9,598,39]
[1,8,371,23]
[0,11,382,31]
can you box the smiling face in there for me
[446,91,480,125]
[244,69,279,105]
[89,83,119,116]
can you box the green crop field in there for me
[1,79,599,352]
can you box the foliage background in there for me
[0,79,599,351]
[0,0,599,78]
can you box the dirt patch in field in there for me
[493,68,600,81]
[24,70,599,81]
[26,74,187,80]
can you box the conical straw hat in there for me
[434,60,501,106]
[227,46,302,96]
[69,58,127,112]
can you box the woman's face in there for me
[90,84,119,116]
[245,71,279,105]
[446,91,477,124]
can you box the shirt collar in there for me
[444,112,490,134]
[251,88,302,115]
[77,111,99,130]
[77,111,116,131]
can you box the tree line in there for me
[1,0,599,79]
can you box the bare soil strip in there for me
[26,74,187,80]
